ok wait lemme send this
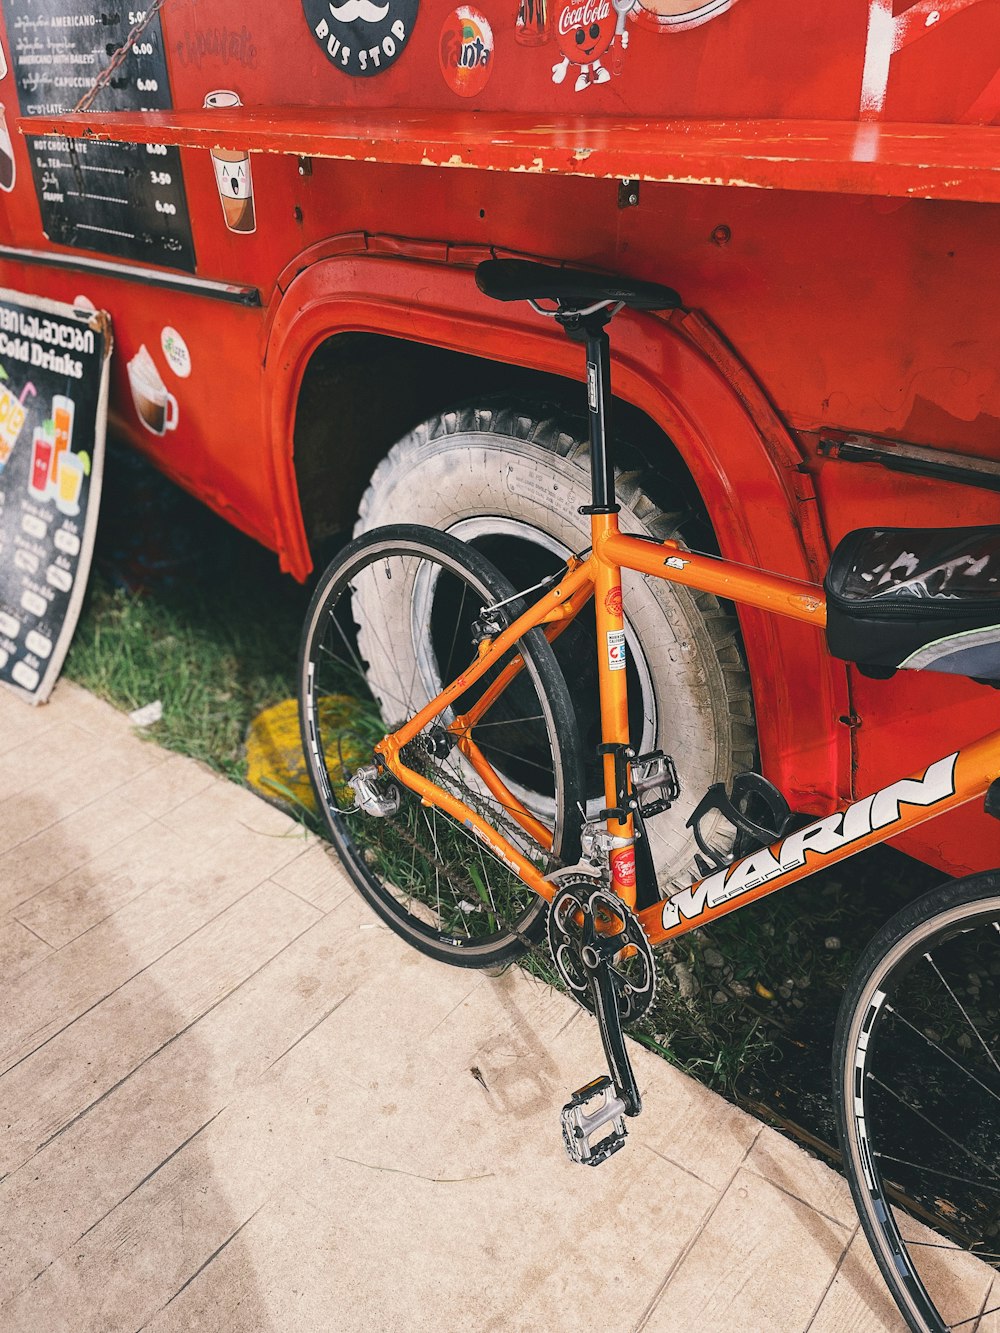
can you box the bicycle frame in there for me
[375,509,1000,952]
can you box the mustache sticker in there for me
[329,0,390,20]
[303,0,418,77]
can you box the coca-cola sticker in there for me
[439,7,494,97]
[551,0,622,92]
[301,0,419,76]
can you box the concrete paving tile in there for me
[0,790,153,915]
[268,839,355,913]
[745,1124,857,1229]
[0,882,320,1177]
[0,827,307,1075]
[0,720,100,799]
[644,1165,852,1333]
[14,820,196,947]
[41,680,133,738]
[158,778,304,842]
[632,1053,761,1191]
[0,907,363,1303]
[806,1221,996,1333]
[121,751,217,818]
[0,917,51,983]
[0,696,60,757]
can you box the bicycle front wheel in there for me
[834,871,1000,1332]
[298,524,584,968]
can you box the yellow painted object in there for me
[245,695,364,815]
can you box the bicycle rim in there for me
[298,525,583,967]
[835,873,1000,1332]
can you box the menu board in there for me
[5,1,196,271]
[0,288,110,703]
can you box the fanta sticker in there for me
[439,7,494,97]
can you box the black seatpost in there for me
[558,309,620,516]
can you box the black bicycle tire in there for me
[298,523,584,968]
[833,870,1000,1333]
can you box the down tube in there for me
[639,736,1000,947]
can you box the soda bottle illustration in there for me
[516,0,549,45]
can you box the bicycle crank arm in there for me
[560,950,643,1166]
[587,951,642,1119]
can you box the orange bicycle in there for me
[299,259,1000,1333]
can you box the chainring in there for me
[547,880,656,1023]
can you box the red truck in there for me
[1,0,998,885]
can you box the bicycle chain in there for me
[73,0,170,113]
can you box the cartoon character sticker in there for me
[440,7,494,96]
[552,0,617,91]
[0,34,7,80]
[204,91,256,233]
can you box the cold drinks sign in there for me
[0,289,110,703]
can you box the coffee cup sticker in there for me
[0,103,15,193]
[127,344,179,437]
[204,91,256,234]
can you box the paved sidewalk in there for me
[0,681,992,1332]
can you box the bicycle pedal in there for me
[560,1075,628,1166]
[631,749,680,819]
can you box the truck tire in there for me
[355,401,756,890]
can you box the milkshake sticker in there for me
[439,7,494,97]
[127,345,179,437]
[301,0,419,76]
[204,91,256,233]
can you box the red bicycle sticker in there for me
[604,584,623,618]
[611,846,636,888]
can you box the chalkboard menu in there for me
[5,1,196,272]
[0,287,110,703]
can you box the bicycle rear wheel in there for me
[298,524,584,968]
[833,871,1000,1332]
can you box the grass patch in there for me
[63,446,311,782]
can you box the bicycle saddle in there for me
[476,259,682,312]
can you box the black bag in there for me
[824,526,1000,683]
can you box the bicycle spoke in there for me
[873,1153,1000,1194]
[923,949,1000,1081]
[884,1003,1000,1108]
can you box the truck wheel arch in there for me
[264,250,849,812]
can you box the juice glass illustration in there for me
[50,394,74,487]
[0,103,15,193]
[56,452,84,516]
[204,91,255,233]
[29,426,54,500]
[0,384,26,471]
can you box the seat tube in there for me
[592,517,638,907]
